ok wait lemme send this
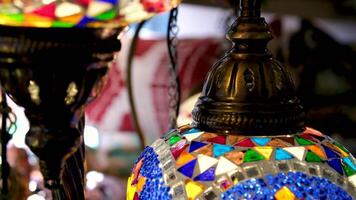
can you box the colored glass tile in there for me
[176,151,195,167]
[178,159,196,178]
[253,146,273,160]
[349,174,356,188]
[184,131,204,142]
[305,150,323,162]
[185,180,204,200]
[305,127,323,136]
[87,1,113,17]
[267,138,289,147]
[277,137,295,145]
[194,167,216,181]
[182,128,201,135]
[215,156,238,176]
[299,133,318,143]
[200,133,218,141]
[306,145,326,159]
[196,154,218,173]
[235,138,255,147]
[132,158,144,185]
[94,9,116,20]
[32,3,56,19]
[171,141,188,159]
[275,148,293,160]
[126,175,136,200]
[137,176,146,193]
[213,144,234,157]
[333,141,350,154]
[207,135,227,144]
[189,141,207,152]
[52,21,74,27]
[194,143,213,157]
[227,135,241,145]
[58,13,83,24]
[283,146,305,161]
[218,177,232,191]
[243,149,264,162]
[323,144,340,159]
[55,2,83,18]
[327,159,343,175]
[225,151,245,165]
[169,135,181,146]
[274,186,295,200]
[343,163,356,176]
[252,137,270,146]
[133,192,139,200]
[343,157,356,171]
[296,136,314,146]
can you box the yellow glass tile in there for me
[24,14,52,27]
[275,186,296,200]
[137,176,146,193]
[185,180,204,200]
[176,151,195,167]
[333,145,349,157]
[127,174,137,200]
[306,145,326,159]
[254,146,273,160]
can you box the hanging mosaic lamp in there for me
[128,0,356,199]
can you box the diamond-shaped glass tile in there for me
[189,141,207,152]
[176,151,195,167]
[225,151,245,165]
[215,156,238,176]
[251,137,270,146]
[274,186,295,200]
[243,149,264,162]
[185,180,204,199]
[327,159,344,175]
[306,145,326,159]
[196,155,218,173]
[213,144,234,157]
[235,138,255,147]
[194,167,215,181]
[296,136,314,146]
[207,135,227,144]
[178,159,197,178]
[254,146,273,160]
[305,150,323,162]
[275,148,293,160]
[283,146,305,161]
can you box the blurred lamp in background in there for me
[128,0,356,199]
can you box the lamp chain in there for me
[167,6,180,130]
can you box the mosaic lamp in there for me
[127,0,356,199]
[0,0,179,199]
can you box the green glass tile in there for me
[52,21,74,28]
[333,142,350,153]
[296,136,314,146]
[343,163,356,176]
[7,14,24,22]
[169,135,181,146]
[243,149,265,162]
[305,150,323,162]
[94,9,116,21]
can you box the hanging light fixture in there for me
[128,0,356,199]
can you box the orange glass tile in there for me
[227,135,239,145]
[306,145,326,159]
[178,124,192,132]
[194,143,213,157]
[59,13,84,24]
[225,150,245,165]
[137,176,146,193]
[275,186,296,200]
[304,127,322,136]
[24,14,52,27]
[176,150,196,167]
[199,133,218,141]
[267,139,289,147]
[332,144,349,157]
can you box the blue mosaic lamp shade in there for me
[127,125,356,199]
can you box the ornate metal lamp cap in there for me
[192,0,305,135]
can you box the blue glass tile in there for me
[343,157,356,171]
[213,144,234,157]
[323,145,339,159]
[275,148,293,160]
[182,128,201,135]
[327,159,344,175]
[177,159,196,178]
[189,141,207,152]
[193,167,215,181]
[252,137,271,146]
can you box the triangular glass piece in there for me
[235,138,255,147]
[207,135,226,144]
[169,135,182,146]
[176,151,195,167]
[306,145,326,159]
[243,149,264,162]
[254,146,273,160]
[213,144,234,157]
[196,154,218,173]
[327,159,343,175]
[323,145,340,159]
[189,141,207,152]
[227,135,240,145]
[55,2,83,18]
[252,138,270,146]
[194,144,213,157]
[215,156,238,176]
[133,192,139,200]
[178,159,197,178]
[277,137,295,145]
[267,139,289,147]
[283,146,305,161]
[94,9,116,20]
[99,0,119,4]
[275,186,295,200]
[185,180,204,199]
[333,142,350,153]
[343,157,356,171]
[32,2,56,19]
[171,139,188,159]
[304,127,323,136]
[275,148,293,160]
[299,134,318,143]
[332,142,349,156]
[343,163,356,176]
[200,133,218,141]
[87,0,113,17]
[182,128,201,135]
[225,151,245,165]
[193,167,215,181]
[184,132,204,142]
[305,150,323,162]
[296,136,314,146]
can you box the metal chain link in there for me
[167,6,180,130]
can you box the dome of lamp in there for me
[127,0,356,199]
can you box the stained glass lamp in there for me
[0,0,179,199]
[127,0,356,199]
